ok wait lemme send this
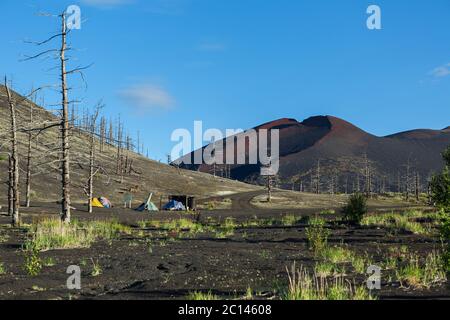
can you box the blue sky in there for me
[1,0,449,161]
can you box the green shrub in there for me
[430,146,450,211]
[23,246,42,276]
[305,217,329,255]
[342,193,368,224]
[282,214,297,226]
[0,263,6,275]
[439,214,450,272]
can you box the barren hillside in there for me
[0,85,258,207]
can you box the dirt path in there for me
[229,191,264,210]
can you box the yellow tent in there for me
[90,198,104,208]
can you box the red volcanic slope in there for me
[177,116,450,190]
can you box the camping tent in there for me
[136,201,159,212]
[90,197,112,209]
[163,200,186,211]
[99,197,112,208]
[135,193,159,212]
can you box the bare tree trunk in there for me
[109,118,113,146]
[60,13,71,223]
[405,160,410,201]
[364,154,371,198]
[8,155,13,218]
[25,101,33,208]
[99,116,105,152]
[137,130,140,155]
[415,171,420,202]
[88,110,100,214]
[116,120,122,175]
[316,159,320,194]
[5,78,20,226]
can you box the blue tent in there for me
[163,200,186,211]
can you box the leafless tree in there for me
[4,77,20,225]
[87,106,101,213]
[25,91,34,207]
[22,11,92,223]
[315,159,321,194]
[364,153,372,198]
[415,171,420,202]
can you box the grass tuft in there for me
[283,263,374,300]
[187,291,219,300]
[25,218,131,251]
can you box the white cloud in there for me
[430,63,450,78]
[118,83,175,113]
[80,0,134,8]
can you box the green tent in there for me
[135,193,159,212]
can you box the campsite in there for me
[0,1,449,303]
[0,188,449,300]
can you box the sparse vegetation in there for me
[187,291,219,300]
[361,211,434,235]
[24,218,131,251]
[321,246,353,264]
[281,214,297,226]
[283,263,374,300]
[305,217,329,255]
[91,259,103,277]
[319,209,336,215]
[0,263,6,275]
[439,214,450,272]
[314,261,344,278]
[23,247,42,276]
[396,251,447,288]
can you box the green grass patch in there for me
[283,263,375,300]
[25,218,131,251]
[361,211,434,235]
[281,214,298,226]
[0,263,6,275]
[187,291,219,300]
[321,246,354,264]
[396,251,447,289]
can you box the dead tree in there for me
[8,155,13,217]
[99,116,105,152]
[25,92,34,208]
[415,171,420,202]
[87,107,101,214]
[405,159,411,201]
[364,154,372,198]
[315,159,321,194]
[116,118,122,175]
[59,14,73,222]
[108,118,114,146]
[137,130,141,155]
[22,11,91,222]
[5,77,20,226]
